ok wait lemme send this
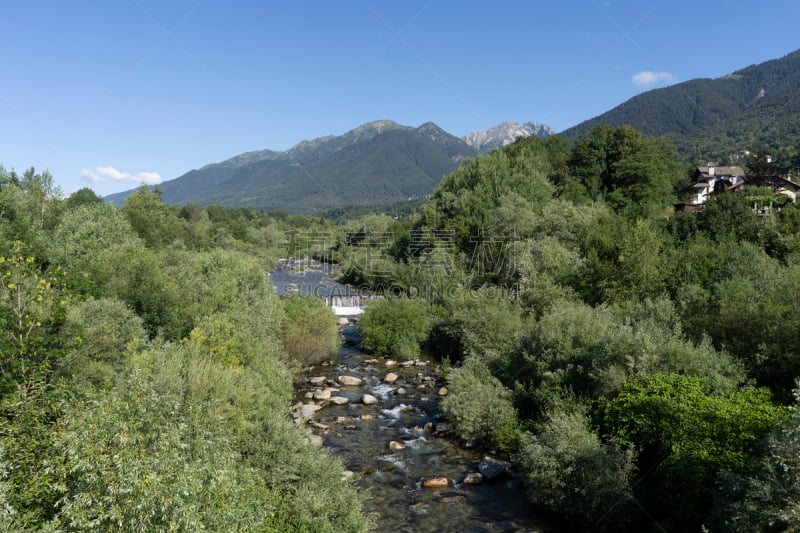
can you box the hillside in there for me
[561,49,800,159]
[106,120,478,213]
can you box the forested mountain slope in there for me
[561,49,800,161]
[106,120,478,213]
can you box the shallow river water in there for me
[292,324,551,532]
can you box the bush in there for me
[281,295,340,367]
[598,372,785,529]
[357,298,431,360]
[714,384,800,532]
[441,356,519,451]
[517,402,636,531]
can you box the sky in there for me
[2,1,799,196]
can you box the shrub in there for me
[281,295,340,367]
[517,402,636,531]
[357,298,431,360]
[441,356,519,451]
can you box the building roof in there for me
[694,165,746,179]
[730,174,800,192]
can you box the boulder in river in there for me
[478,456,511,480]
[389,440,406,451]
[313,388,332,400]
[308,376,327,386]
[438,387,448,396]
[338,375,363,386]
[291,403,323,421]
[362,394,379,405]
[462,472,484,484]
[330,396,349,405]
[308,434,323,447]
[384,372,399,384]
[422,477,449,488]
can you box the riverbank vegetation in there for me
[4,121,800,530]
[333,125,800,531]
[0,170,366,531]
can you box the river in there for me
[272,259,550,532]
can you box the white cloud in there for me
[80,166,162,185]
[632,71,674,88]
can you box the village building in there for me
[675,163,799,214]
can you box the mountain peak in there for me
[462,120,554,152]
[106,119,477,213]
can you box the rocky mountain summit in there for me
[462,120,554,152]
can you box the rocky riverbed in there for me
[291,323,549,532]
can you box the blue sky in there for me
[2,0,799,196]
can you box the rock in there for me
[389,440,406,451]
[363,358,380,364]
[308,434,323,447]
[361,394,379,405]
[384,372,399,384]
[341,470,355,480]
[330,396,349,405]
[399,360,415,367]
[313,388,332,400]
[422,477,449,488]
[308,376,327,386]
[309,421,330,430]
[335,416,351,423]
[462,439,477,449]
[292,403,323,420]
[396,387,406,395]
[361,414,374,420]
[304,392,314,399]
[435,423,449,434]
[415,360,428,367]
[438,386,448,397]
[337,317,349,326]
[338,375,363,386]
[385,359,397,367]
[478,456,512,480]
[462,472,484,484]
[424,422,434,433]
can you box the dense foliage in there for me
[0,169,369,531]
[328,124,800,530]
[357,298,431,360]
[281,294,340,366]
[5,112,800,530]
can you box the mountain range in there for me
[561,49,800,161]
[107,48,800,213]
[462,121,553,151]
[106,119,548,213]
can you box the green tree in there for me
[358,298,431,360]
[64,187,103,209]
[122,186,177,248]
[61,297,146,391]
[50,202,144,294]
[0,243,67,397]
[281,295,340,367]
[517,401,636,531]
[599,372,785,529]
[441,355,519,450]
[715,384,800,532]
